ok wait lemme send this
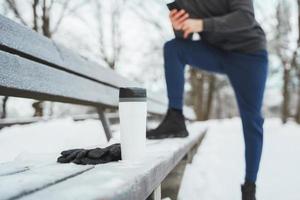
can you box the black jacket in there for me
[175,0,267,53]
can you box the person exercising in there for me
[147,0,268,199]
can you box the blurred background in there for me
[1,1,300,199]
[0,0,299,123]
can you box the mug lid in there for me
[119,87,147,98]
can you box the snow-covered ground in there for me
[178,118,300,200]
[0,118,299,199]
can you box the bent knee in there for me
[164,38,185,53]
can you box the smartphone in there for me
[166,1,193,40]
[167,2,180,11]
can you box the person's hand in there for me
[182,19,204,38]
[169,9,189,31]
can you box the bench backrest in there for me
[0,15,167,115]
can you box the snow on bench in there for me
[0,14,201,200]
[0,124,206,200]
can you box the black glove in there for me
[57,143,121,165]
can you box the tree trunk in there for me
[42,0,51,38]
[190,68,206,121]
[204,74,216,120]
[294,0,300,124]
[31,0,52,117]
[189,68,217,121]
[33,101,44,117]
[296,72,300,123]
[32,0,39,31]
[281,63,290,123]
[215,88,222,119]
[1,96,9,119]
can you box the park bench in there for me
[0,15,206,200]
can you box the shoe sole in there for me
[147,130,189,140]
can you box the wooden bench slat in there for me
[0,164,29,177]
[0,51,120,107]
[18,125,206,200]
[0,51,167,115]
[0,15,135,89]
[0,15,168,110]
[0,49,166,114]
[0,164,94,200]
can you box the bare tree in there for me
[128,0,171,87]
[129,0,219,120]
[1,96,9,119]
[188,68,217,121]
[204,74,216,120]
[273,0,293,123]
[214,78,227,119]
[189,69,206,120]
[5,0,85,117]
[6,0,29,26]
[292,0,300,124]
[94,0,127,70]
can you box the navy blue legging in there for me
[164,38,268,182]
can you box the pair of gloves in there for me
[57,143,121,165]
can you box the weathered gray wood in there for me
[0,164,94,200]
[0,15,135,89]
[0,12,201,200]
[16,126,206,200]
[0,51,120,107]
[0,48,166,114]
[0,15,168,113]
[0,163,30,177]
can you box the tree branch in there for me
[51,0,71,34]
[6,0,29,26]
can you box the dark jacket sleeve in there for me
[203,0,256,33]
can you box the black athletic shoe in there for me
[241,182,256,200]
[146,109,189,139]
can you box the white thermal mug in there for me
[119,87,147,161]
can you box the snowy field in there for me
[0,118,299,200]
[179,118,300,200]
